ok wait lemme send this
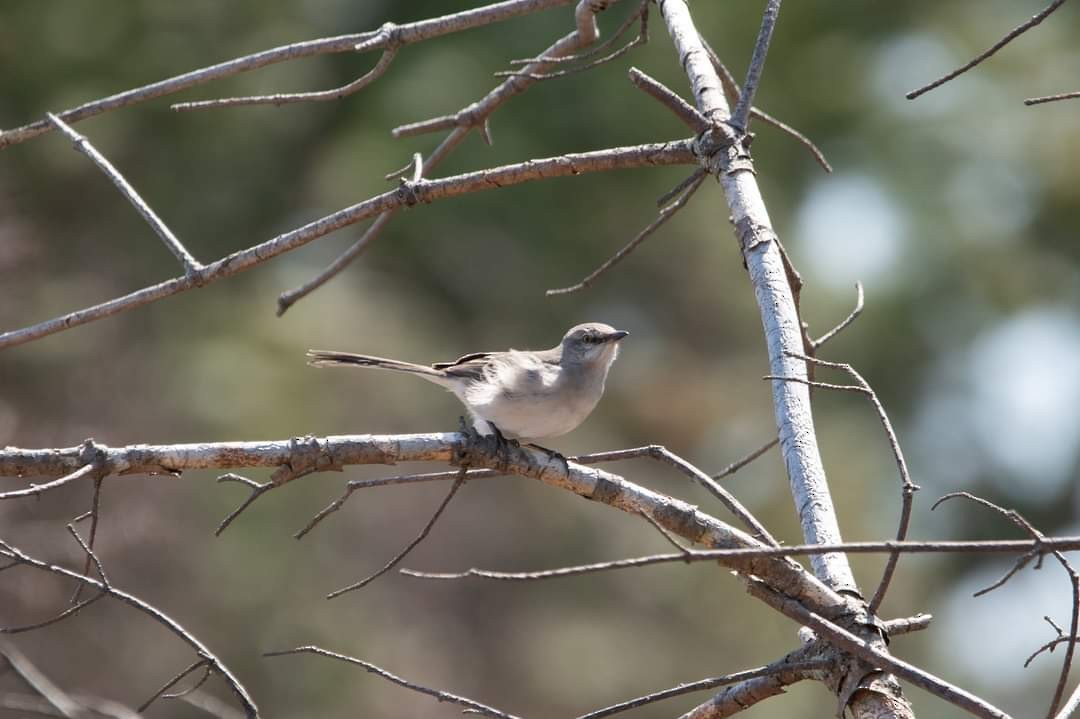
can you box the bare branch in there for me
[627,67,708,132]
[136,659,209,713]
[263,646,520,719]
[546,168,706,296]
[0,463,97,501]
[1026,90,1080,106]
[711,437,778,480]
[906,0,1068,100]
[326,472,467,599]
[579,654,830,719]
[401,536,1080,578]
[496,1,649,81]
[780,351,919,613]
[276,0,624,314]
[745,578,1009,719]
[1,139,694,351]
[0,0,579,148]
[0,540,258,718]
[171,46,399,111]
[702,39,831,172]
[730,0,782,131]
[659,0,857,596]
[45,114,202,274]
[69,476,105,606]
[0,433,855,619]
[812,282,864,349]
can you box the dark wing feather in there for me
[432,352,494,382]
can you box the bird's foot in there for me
[456,418,517,470]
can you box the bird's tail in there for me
[306,350,445,379]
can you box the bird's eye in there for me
[583,334,596,344]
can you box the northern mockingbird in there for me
[307,322,628,441]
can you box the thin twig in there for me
[69,476,104,605]
[400,535,1080,583]
[812,282,864,349]
[264,646,520,719]
[744,577,1010,719]
[906,0,1069,100]
[933,492,1079,718]
[0,464,96,501]
[496,1,649,81]
[214,474,276,537]
[136,659,209,713]
[1026,90,1080,106]
[277,0,621,314]
[2,139,694,350]
[66,524,108,588]
[326,473,467,599]
[0,540,257,717]
[780,351,919,613]
[712,437,778,479]
[702,39,831,172]
[577,656,830,719]
[546,168,706,296]
[731,0,782,131]
[0,0,579,149]
[627,67,708,132]
[171,46,398,111]
[45,114,202,274]
[511,1,644,67]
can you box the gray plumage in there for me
[307,322,628,440]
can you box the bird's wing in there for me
[432,352,493,382]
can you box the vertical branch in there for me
[656,0,856,594]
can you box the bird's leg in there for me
[456,417,515,471]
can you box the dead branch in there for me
[1026,90,1080,106]
[730,0,782,132]
[0,0,581,148]
[264,646,520,719]
[906,0,1069,100]
[658,0,858,600]
[326,472,467,598]
[0,540,258,718]
[277,0,623,314]
[0,139,694,351]
[546,168,707,296]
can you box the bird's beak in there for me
[605,330,630,343]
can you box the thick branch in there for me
[0,140,694,350]
[0,434,855,620]
[657,0,855,594]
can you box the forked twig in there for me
[497,1,649,81]
[172,45,399,111]
[932,491,1079,717]
[264,645,520,719]
[326,472,467,599]
[712,437,778,480]
[906,0,1069,100]
[701,39,831,172]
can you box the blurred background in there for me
[2,1,1079,716]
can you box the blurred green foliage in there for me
[2,1,1080,717]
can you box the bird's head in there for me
[560,322,629,366]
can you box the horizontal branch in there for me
[0,432,853,620]
[0,139,695,350]
[0,0,577,148]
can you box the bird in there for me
[306,322,628,441]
